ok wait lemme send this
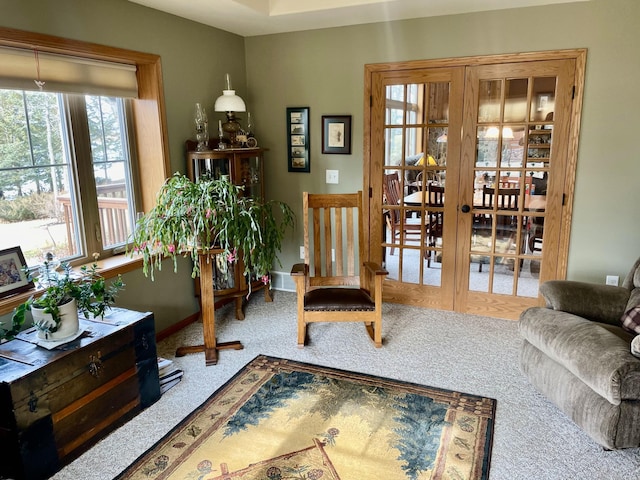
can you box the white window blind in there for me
[0,46,138,97]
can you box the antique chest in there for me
[0,308,161,480]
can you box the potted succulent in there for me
[4,254,125,342]
[129,173,294,287]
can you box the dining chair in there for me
[290,192,388,347]
[383,172,423,255]
[425,184,445,268]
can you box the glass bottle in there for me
[194,103,209,151]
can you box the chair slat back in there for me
[482,186,519,210]
[304,192,361,288]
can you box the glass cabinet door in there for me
[185,147,266,300]
[187,152,230,181]
[237,154,263,200]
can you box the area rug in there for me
[116,355,496,480]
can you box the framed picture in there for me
[287,107,310,173]
[322,115,352,154]
[0,246,34,299]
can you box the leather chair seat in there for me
[305,288,375,312]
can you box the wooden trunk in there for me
[0,308,161,480]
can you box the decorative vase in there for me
[33,298,80,341]
[194,103,209,151]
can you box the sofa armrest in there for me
[540,280,630,325]
[520,307,640,404]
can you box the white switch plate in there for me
[605,275,619,286]
[299,246,305,259]
[326,169,339,184]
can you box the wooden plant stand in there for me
[175,251,244,366]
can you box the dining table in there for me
[403,189,547,211]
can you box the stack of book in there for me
[157,357,184,394]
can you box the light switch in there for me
[326,169,339,184]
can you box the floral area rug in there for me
[116,355,496,480]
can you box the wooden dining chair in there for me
[425,184,445,268]
[383,172,423,255]
[481,186,520,236]
[290,192,388,348]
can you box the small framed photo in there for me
[322,115,352,154]
[287,107,310,173]
[0,246,34,299]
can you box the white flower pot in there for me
[33,298,80,341]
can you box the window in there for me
[0,89,138,266]
[0,28,168,316]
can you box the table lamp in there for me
[214,73,246,147]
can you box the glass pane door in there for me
[382,81,449,286]
[371,66,463,311]
[368,54,581,319]
[457,59,577,318]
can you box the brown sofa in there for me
[519,257,640,449]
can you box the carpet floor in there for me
[52,291,640,480]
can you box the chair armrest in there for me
[290,263,308,276]
[363,262,389,276]
[540,280,630,325]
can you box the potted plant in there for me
[4,254,125,342]
[129,173,295,287]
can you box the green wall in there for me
[0,0,247,331]
[246,0,640,285]
[1,0,639,331]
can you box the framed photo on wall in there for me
[322,115,352,154]
[0,246,34,299]
[287,107,310,172]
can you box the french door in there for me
[365,51,585,319]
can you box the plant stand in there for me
[175,251,243,365]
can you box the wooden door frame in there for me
[363,49,586,284]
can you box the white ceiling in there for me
[128,0,588,37]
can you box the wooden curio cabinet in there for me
[185,146,271,319]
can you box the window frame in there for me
[0,27,170,316]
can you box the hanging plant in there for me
[129,173,294,286]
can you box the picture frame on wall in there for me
[0,246,34,299]
[322,115,352,154]
[287,107,310,172]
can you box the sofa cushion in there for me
[621,305,640,334]
[520,307,640,404]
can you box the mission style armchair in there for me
[519,257,640,449]
[291,192,388,348]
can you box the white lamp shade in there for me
[214,89,246,112]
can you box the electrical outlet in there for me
[299,246,305,259]
[326,169,339,184]
[605,275,619,286]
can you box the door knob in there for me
[461,204,471,213]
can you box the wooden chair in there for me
[425,184,445,267]
[290,192,388,348]
[481,186,520,237]
[383,172,423,255]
